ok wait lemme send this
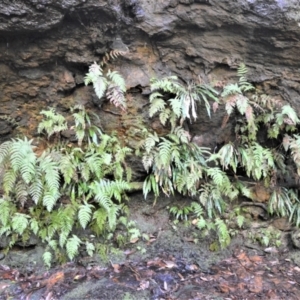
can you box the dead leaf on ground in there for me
[137,280,149,290]
[110,261,121,273]
[249,255,263,263]
[163,261,178,269]
[248,276,263,293]
[130,237,139,244]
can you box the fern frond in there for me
[158,138,173,168]
[0,199,15,226]
[43,251,52,268]
[30,218,39,235]
[142,153,154,172]
[3,169,17,195]
[168,97,182,118]
[38,108,67,138]
[221,83,241,98]
[268,187,292,216]
[59,153,76,184]
[78,202,94,229]
[43,189,60,212]
[15,181,28,205]
[66,235,81,260]
[107,204,119,230]
[11,213,29,235]
[280,105,300,125]
[149,97,166,118]
[0,141,12,165]
[105,70,127,111]
[39,154,60,192]
[173,127,191,144]
[86,62,103,78]
[84,62,107,99]
[10,138,36,183]
[29,174,43,204]
[159,108,171,126]
[85,241,95,257]
[215,217,230,248]
[150,76,181,93]
[289,135,300,175]
[92,208,108,235]
[237,63,254,92]
[91,181,113,211]
[236,95,249,115]
[143,132,159,154]
[101,50,127,66]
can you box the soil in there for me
[1,193,300,300]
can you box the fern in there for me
[237,63,255,92]
[11,213,29,235]
[30,218,39,235]
[78,202,94,229]
[92,208,108,236]
[43,251,52,268]
[84,62,107,99]
[236,215,245,229]
[106,70,127,111]
[38,108,68,139]
[268,187,292,216]
[215,218,231,248]
[288,135,300,175]
[0,199,16,227]
[85,62,127,111]
[150,75,218,127]
[66,235,81,260]
[85,241,95,257]
[100,50,127,66]
[149,93,166,117]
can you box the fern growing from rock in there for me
[149,75,219,129]
[0,105,133,266]
[213,63,300,226]
[84,62,127,111]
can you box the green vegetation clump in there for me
[137,63,300,247]
[0,104,133,267]
[1,58,300,265]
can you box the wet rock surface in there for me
[0,0,299,148]
[1,2,300,298]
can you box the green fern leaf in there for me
[169,97,182,118]
[86,241,95,257]
[0,141,11,165]
[92,208,108,235]
[12,213,29,235]
[0,199,15,226]
[144,133,159,154]
[215,217,230,248]
[149,97,166,117]
[236,215,245,229]
[107,204,119,230]
[43,251,52,268]
[3,169,17,195]
[43,189,60,212]
[78,202,94,229]
[66,235,81,260]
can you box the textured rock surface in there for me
[0,0,299,147]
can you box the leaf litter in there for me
[0,247,300,299]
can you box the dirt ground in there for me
[1,193,300,300]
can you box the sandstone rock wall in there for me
[0,0,299,147]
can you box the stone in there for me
[272,218,292,231]
[291,229,300,249]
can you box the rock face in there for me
[0,0,299,146]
